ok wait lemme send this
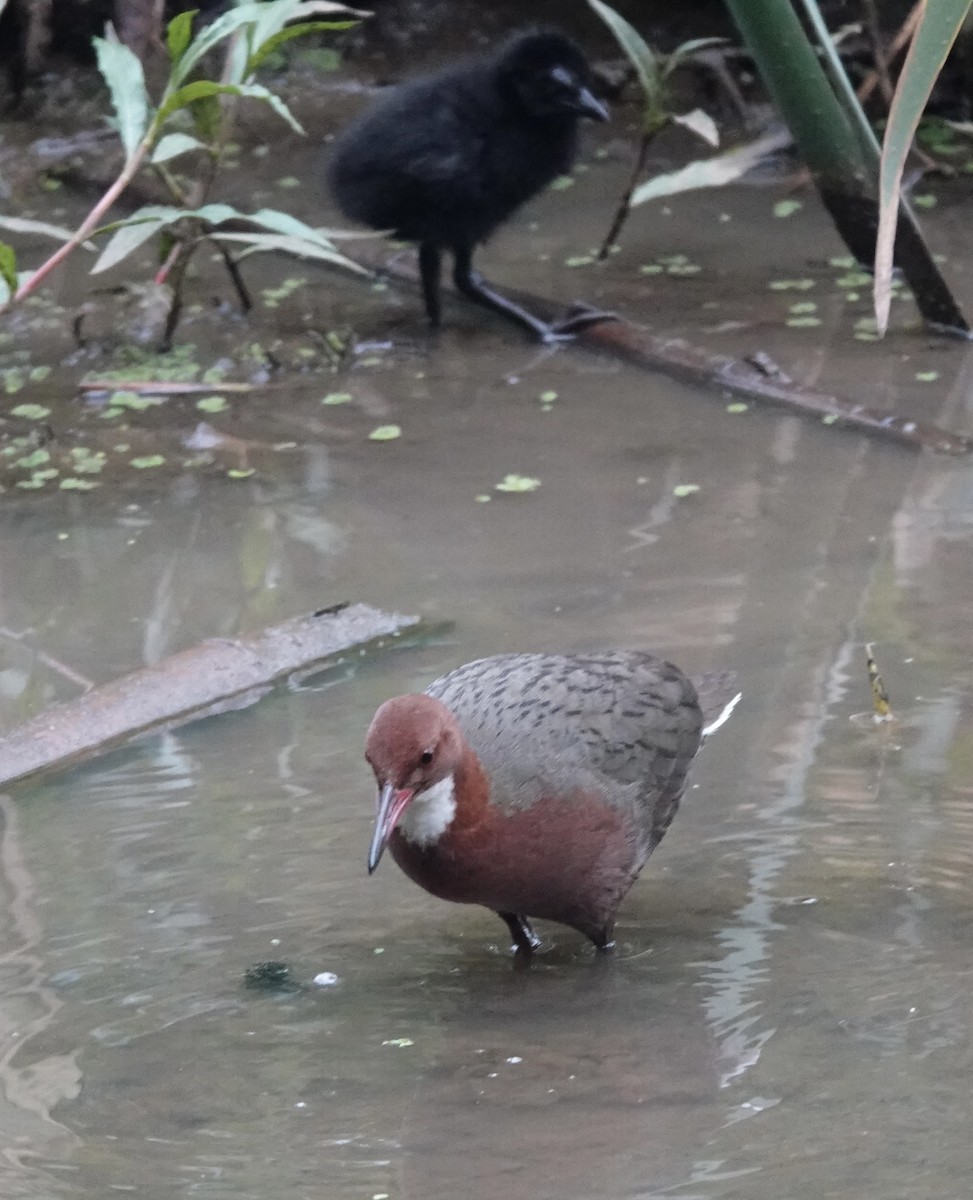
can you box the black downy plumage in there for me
[327,30,610,341]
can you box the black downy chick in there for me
[326,30,609,342]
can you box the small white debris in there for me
[312,972,340,988]
[506,1056,523,1064]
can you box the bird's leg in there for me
[586,923,616,953]
[452,244,570,343]
[418,241,443,327]
[498,911,541,954]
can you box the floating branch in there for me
[370,253,971,455]
[0,602,421,789]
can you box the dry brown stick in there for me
[0,603,421,790]
[0,627,95,692]
[573,318,970,454]
[856,0,923,107]
[77,379,256,396]
[372,255,971,455]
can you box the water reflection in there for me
[1,167,973,1200]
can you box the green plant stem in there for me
[597,129,657,259]
[796,0,883,163]
[723,0,871,189]
[154,27,244,326]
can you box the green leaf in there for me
[665,37,728,74]
[156,81,303,134]
[874,1,971,334]
[213,231,364,272]
[0,241,15,292]
[13,448,51,469]
[60,477,100,491]
[0,215,97,250]
[108,390,163,410]
[243,0,358,66]
[495,473,541,493]
[247,20,356,73]
[94,36,150,161]
[91,213,170,274]
[672,483,700,497]
[166,9,196,64]
[10,403,51,420]
[633,131,785,205]
[773,199,802,218]
[151,132,207,163]
[673,108,720,147]
[130,455,167,469]
[196,394,229,412]
[368,424,401,441]
[169,4,268,87]
[586,0,661,110]
[171,1,359,88]
[187,92,222,141]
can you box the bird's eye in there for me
[419,749,434,766]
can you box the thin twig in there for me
[856,0,923,106]
[861,0,895,106]
[0,627,95,692]
[597,130,655,260]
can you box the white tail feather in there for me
[702,691,741,738]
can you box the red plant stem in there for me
[8,140,151,306]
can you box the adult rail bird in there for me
[327,30,609,342]
[365,651,739,954]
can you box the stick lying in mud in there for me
[371,255,971,456]
[0,603,420,790]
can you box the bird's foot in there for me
[499,911,541,954]
[544,301,619,340]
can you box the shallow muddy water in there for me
[3,58,973,1200]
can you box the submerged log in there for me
[0,602,420,789]
[372,255,972,456]
[574,318,973,455]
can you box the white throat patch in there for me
[398,775,456,847]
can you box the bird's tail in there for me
[692,672,741,738]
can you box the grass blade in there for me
[874,0,973,334]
